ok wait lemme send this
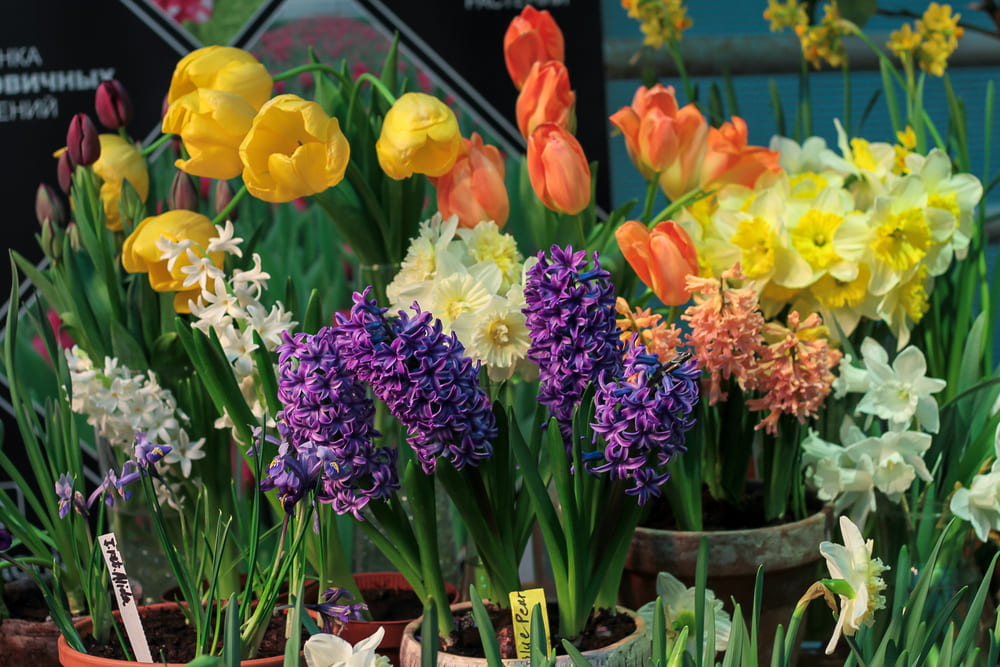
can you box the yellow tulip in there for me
[122,210,223,313]
[238,94,350,203]
[92,134,149,231]
[163,88,257,180]
[376,93,461,180]
[167,46,272,110]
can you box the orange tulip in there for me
[609,84,679,178]
[610,84,709,199]
[527,124,591,215]
[616,219,698,306]
[516,61,575,139]
[700,117,782,191]
[504,6,565,90]
[430,133,509,228]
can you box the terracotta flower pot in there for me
[338,571,459,667]
[620,507,831,665]
[56,602,292,666]
[397,601,650,667]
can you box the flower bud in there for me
[526,123,591,215]
[95,80,134,129]
[35,184,67,229]
[376,93,461,180]
[615,219,698,306]
[504,6,565,90]
[516,61,575,139]
[168,172,200,211]
[213,179,238,221]
[57,151,75,194]
[66,222,80,253]
[66,113,101,166]
[430,133,509,228]
[39,217,65,262]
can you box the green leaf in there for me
[421,597,438,667]
[250,331,280,418]
[470,586,504,667]
[957,312,986,394]
[110,319,148,369]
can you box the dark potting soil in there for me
[80,605,291,662]
[362,586,424,622]
[642,484,824,531]
[436,602,635,659]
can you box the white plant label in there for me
[99,532,153,663]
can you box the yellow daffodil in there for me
[167,46,272,110]
[163,88,257,180]
[376,93,462,180]
[763,0,807,33]
[239,94,351,203]
[92,134,149,232]
[122,210,223,313]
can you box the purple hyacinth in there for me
[523,245,624,443]
[333,288,496,474]
[590,342,701,504]
[273,327,396,518]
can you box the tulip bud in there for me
[66,222,80,253]
[430,133,509,229]
[615,220,698,306]
[504,6,565,90]
[39,217,65,262]
[118,178,147,232]
[516,61,575,139]
[95,80,134,129]
[57,151,75,194]
[213,180,237,221]
[526,124,591,215]
[35,184,67,229]
[168,172,199,212]
[66,113,100,166]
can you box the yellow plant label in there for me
[509,588,550,659]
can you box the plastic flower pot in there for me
[337,571,459,667]
[56,602,291,666]
[620,506,831,665]
[397,601,650,667]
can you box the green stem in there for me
[650,188,711,226]
[211,185,247,226]
[641,178,658,224]
[141,133,173,157]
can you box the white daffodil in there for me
[843,430,932,503]
[453,289,533,382]
[855,341,946,432]
[456,221,524,293]
[637,571,731,656]
[950,424,1000,542]
[831,353,871,399]
[386,213,459,308]
[821,119,898,210]
[770,135,829,175]
[821,516,889,655]
[801,420,878,525]
[905,148,982,263]
[304,626,389,667]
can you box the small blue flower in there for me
[134,432,171,475]
[55,473,87,519]
[0,526,13,552]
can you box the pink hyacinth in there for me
[681,264,765,405]
[746,311,842,435]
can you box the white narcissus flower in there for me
[304,626,390,667]
[843,429,932,503]
[855,339,946,432]
[636,571,731,656]
[821,516,889,655]
[950,424,1000,542]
